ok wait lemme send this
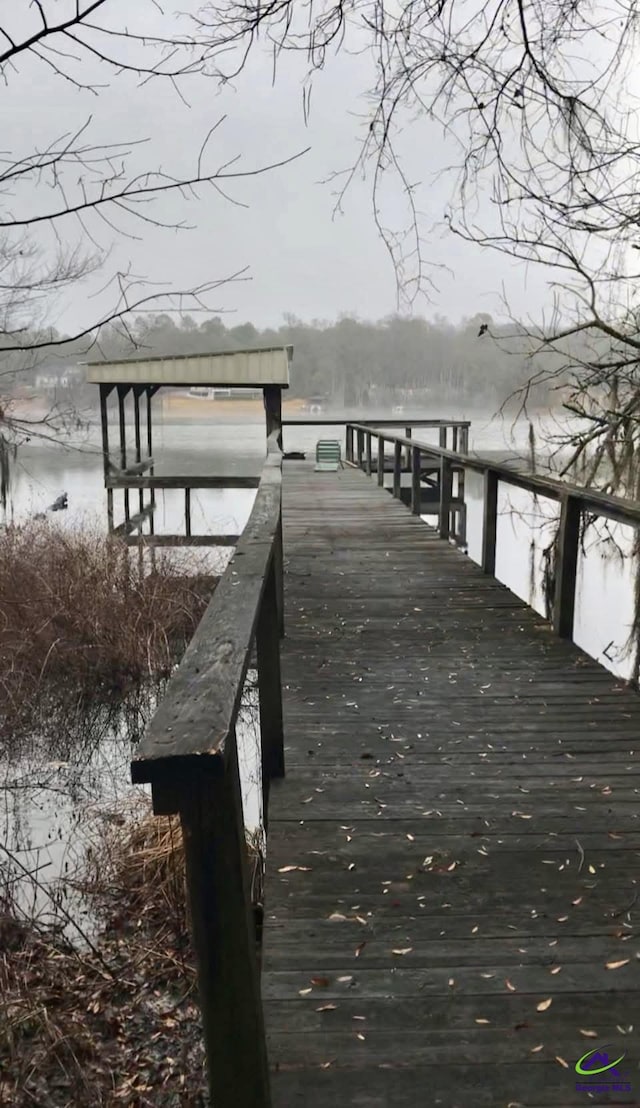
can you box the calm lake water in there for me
[2,411,636,927]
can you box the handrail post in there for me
[439,459,454,539]
[273,507,285,637]
[356,428,364,469]
[100,384,115,533]
[439,426,447,449]
[455,467,467,547]
[365,431,372,476]
[176,747,272,1108]
[117,384,130,527]
[346,425,354,463]
[460,425,470,453]
[482,469,498,574]
[411,445,421,515]
[257,554,285,820]
[377,435,385,486]
[263,385,283,449]
[405,426,412,469]
[393,441,402,498]
[553,494,581,639]
[185,488,192,538]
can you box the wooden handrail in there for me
[106,474,260,489]
[130,427,283,1108]
[348,422,640,528]
[282,416,471,427]
[349,421,640,646]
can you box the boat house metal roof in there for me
[86,346,292,388]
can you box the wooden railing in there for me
[131,429,284,1108]
[347,422,640,644]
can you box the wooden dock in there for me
[263,462,639,1107]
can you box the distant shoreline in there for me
[5,391,565,427]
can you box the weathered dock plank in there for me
[264,463,639,1107]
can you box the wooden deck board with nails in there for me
[263,462,639,1107]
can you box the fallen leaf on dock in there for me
[278,865,311,873]
[391,948,412,956]
[316,1004,337,1012]
[606,959,629,970]
[579,1029,598,1038]
[311,976,330,987]
[536,999,553,1011]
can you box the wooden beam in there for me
[393,441,402,499]
[365,431,372,476]
[107,457,155,479]
[377,435,385,486]
[132,482,281,780]
[264,385,283,449]
[345,425,354,462]
[257,555,284,819]
[185,488,192,537]
[113,503,155,537]
[482,469,499,575]
[117,384,129,524]
[107,475,260,490]
[411,445,421,515]
[146,387,155,538]
[282,418,471,427]
[439,459,454,539]
[553,494,581,640]
[99,384,113,483]
[124,534,239,547]
[274,508,284,638]
[177,750,272,1108]
[134,390,146,526]
[404,426,412,469]
[125,457,154,477]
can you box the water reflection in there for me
[2,412,636,930]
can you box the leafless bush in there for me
[0,521,214,746]
[0,796,262,1106]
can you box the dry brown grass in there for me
[0,521,214,744]
[0,798,262,1106]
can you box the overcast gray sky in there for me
[5,0,551,337]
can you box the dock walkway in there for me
[263,462,639,1107]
